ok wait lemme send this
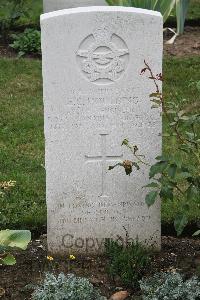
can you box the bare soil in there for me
[0,236,200,300]
[164,26,200,57]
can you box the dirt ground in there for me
[0,236,200,300]
[163,26,200,57]
[0,26,200,59]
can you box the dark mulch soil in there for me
[0,40,41,60]
[164,26,200,57]
[0,44,15,58]
[0,235,200,300]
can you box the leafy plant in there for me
[140,272,200,299]
[0,0,29,41]
[167,0,190,43]
[32,273,107,300]
[142,62,199,236]
[109,61,200,236]
[10,28,41,57]
[105,239,150,287]
[106,0,190,38]
[176,0,189,34]
[0,230,31,265]
[106,0,175,23]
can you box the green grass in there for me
[20,0,42,27]
[187,0,200,21]
[0,0,42,29]
[0,56,200,231]
[0,58,45,230]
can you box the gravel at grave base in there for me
[0,236,200,300]
[0,26,200,59]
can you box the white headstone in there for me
[43,0,107,13]
[41,6,163,255]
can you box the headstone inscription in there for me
[41,6,163,255]
[43,0,107,13]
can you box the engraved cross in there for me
[85,134,123,198]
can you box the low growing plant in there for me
[140,272,200,300]
[0,229,31,265]
[10,28,41,57]
[32,273,107,300]
[105,239,150,287]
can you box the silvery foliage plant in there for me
[32,273,107,300]
[140,272,200,300]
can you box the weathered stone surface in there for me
[41,7,163,255]
[43,0,107,13]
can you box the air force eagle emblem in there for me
[76,28,129,84]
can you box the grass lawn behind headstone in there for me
[0,56,200,231]
[0,58,45,230]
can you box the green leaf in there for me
[185,131,195,140]
[177,172,192,180]
[144,182,159,188]
[18,51,25,57]
[179,144,191,154]
[154,0,176,23]
[196,81,200,92]
[174,213,188,236]
[183,203,190,211]
[193,230,200,237]
[1,253,16,265]
[169,121,177,126]
[172,154,182,168]
[167,109,176,115]
[149,161,168,178]
[179,115,189,121]
[177,110,186,117]
[121,139,129,146]
[176,0,189,35]
[187,185,199,200]
[160,185,173,200]
[168,163,177,179]
[145,191,158,207]
[0,230,31,250]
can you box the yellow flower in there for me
[69,254,76,260]
[47,255,54,261]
